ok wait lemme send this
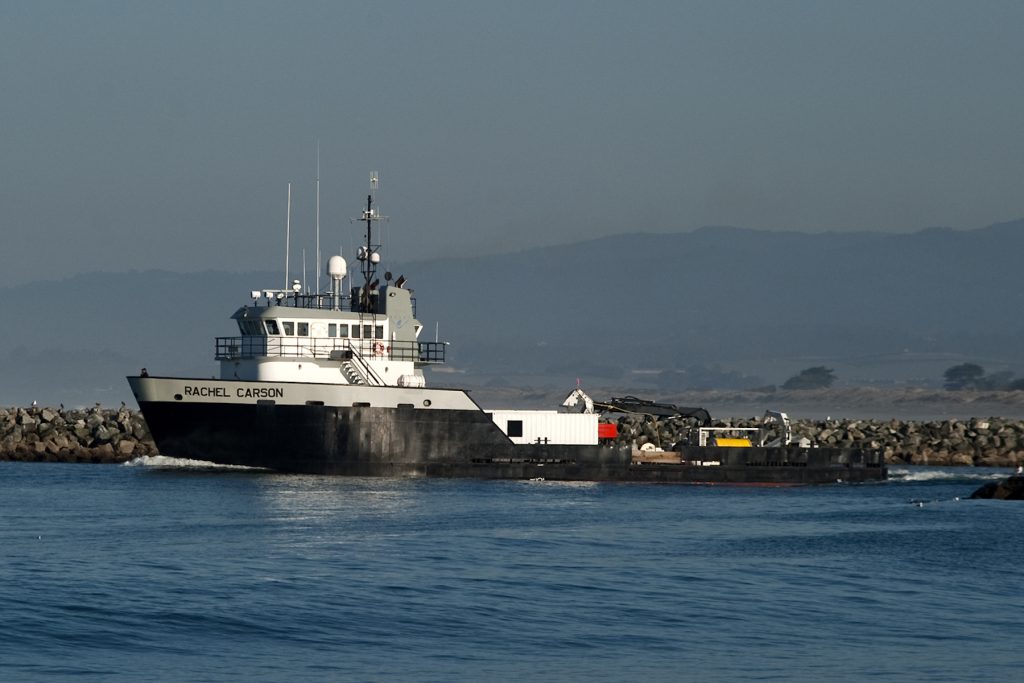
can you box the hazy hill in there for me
[0,270,276,407]
[2,221,1023,406]
[409,220,1024,384]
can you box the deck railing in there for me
[215,337,445,364]
[247,294,417,317]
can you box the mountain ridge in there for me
[3,220,1022,405]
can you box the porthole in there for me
[174,394,183,401]
[423,399,432,407]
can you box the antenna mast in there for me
[284,182,292,290]
[351,171,387,311]
[314,140,321,297]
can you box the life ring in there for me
[374,341,386,355]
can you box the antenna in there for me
[314,140,321,297]
[350,171,388,312]
[284,182,292,290]
[302,248,307,294]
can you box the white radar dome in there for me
[370,252,381,264]
[327,255,347,278]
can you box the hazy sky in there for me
[1,1,1022,288]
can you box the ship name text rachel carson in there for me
[184,385,285,399]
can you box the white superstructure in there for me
[215,176,446,387]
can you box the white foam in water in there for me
[888,467,1009,482]
[122,455,265,471]
[521,478,598,488]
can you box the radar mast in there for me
[351,171,388,312]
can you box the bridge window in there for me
[351,325,360,339]
[363,325,373,339]
[238,320,266,336]
[507,420,523,437]
[328,324,336,337]
[282,321,294,336]
[297,322,309,336]
[266,320,280,335]
[338,324,349,338]
[375,325,384,339]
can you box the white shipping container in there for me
[487,410,598,445]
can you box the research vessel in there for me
[128,177,886,483]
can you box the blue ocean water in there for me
[1,460,1021,682]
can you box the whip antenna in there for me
[314,140,321,296]
[284,182,292,290]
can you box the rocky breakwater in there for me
[0,405,157,463]
[4,404,1024,468]
[611,415,1024,468]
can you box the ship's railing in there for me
[215,337,445,364]
[416,341,446,363]
[248,293,417,317]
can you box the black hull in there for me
[138,400,887,484]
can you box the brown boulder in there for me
[970,475,1024,500]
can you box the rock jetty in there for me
[2,405,1024,468]
[0,405,157,464]
[610,414,1024,468]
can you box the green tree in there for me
[781,366,836,390]
[943,363,985,390]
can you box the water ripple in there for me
[1,461,1021,681]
